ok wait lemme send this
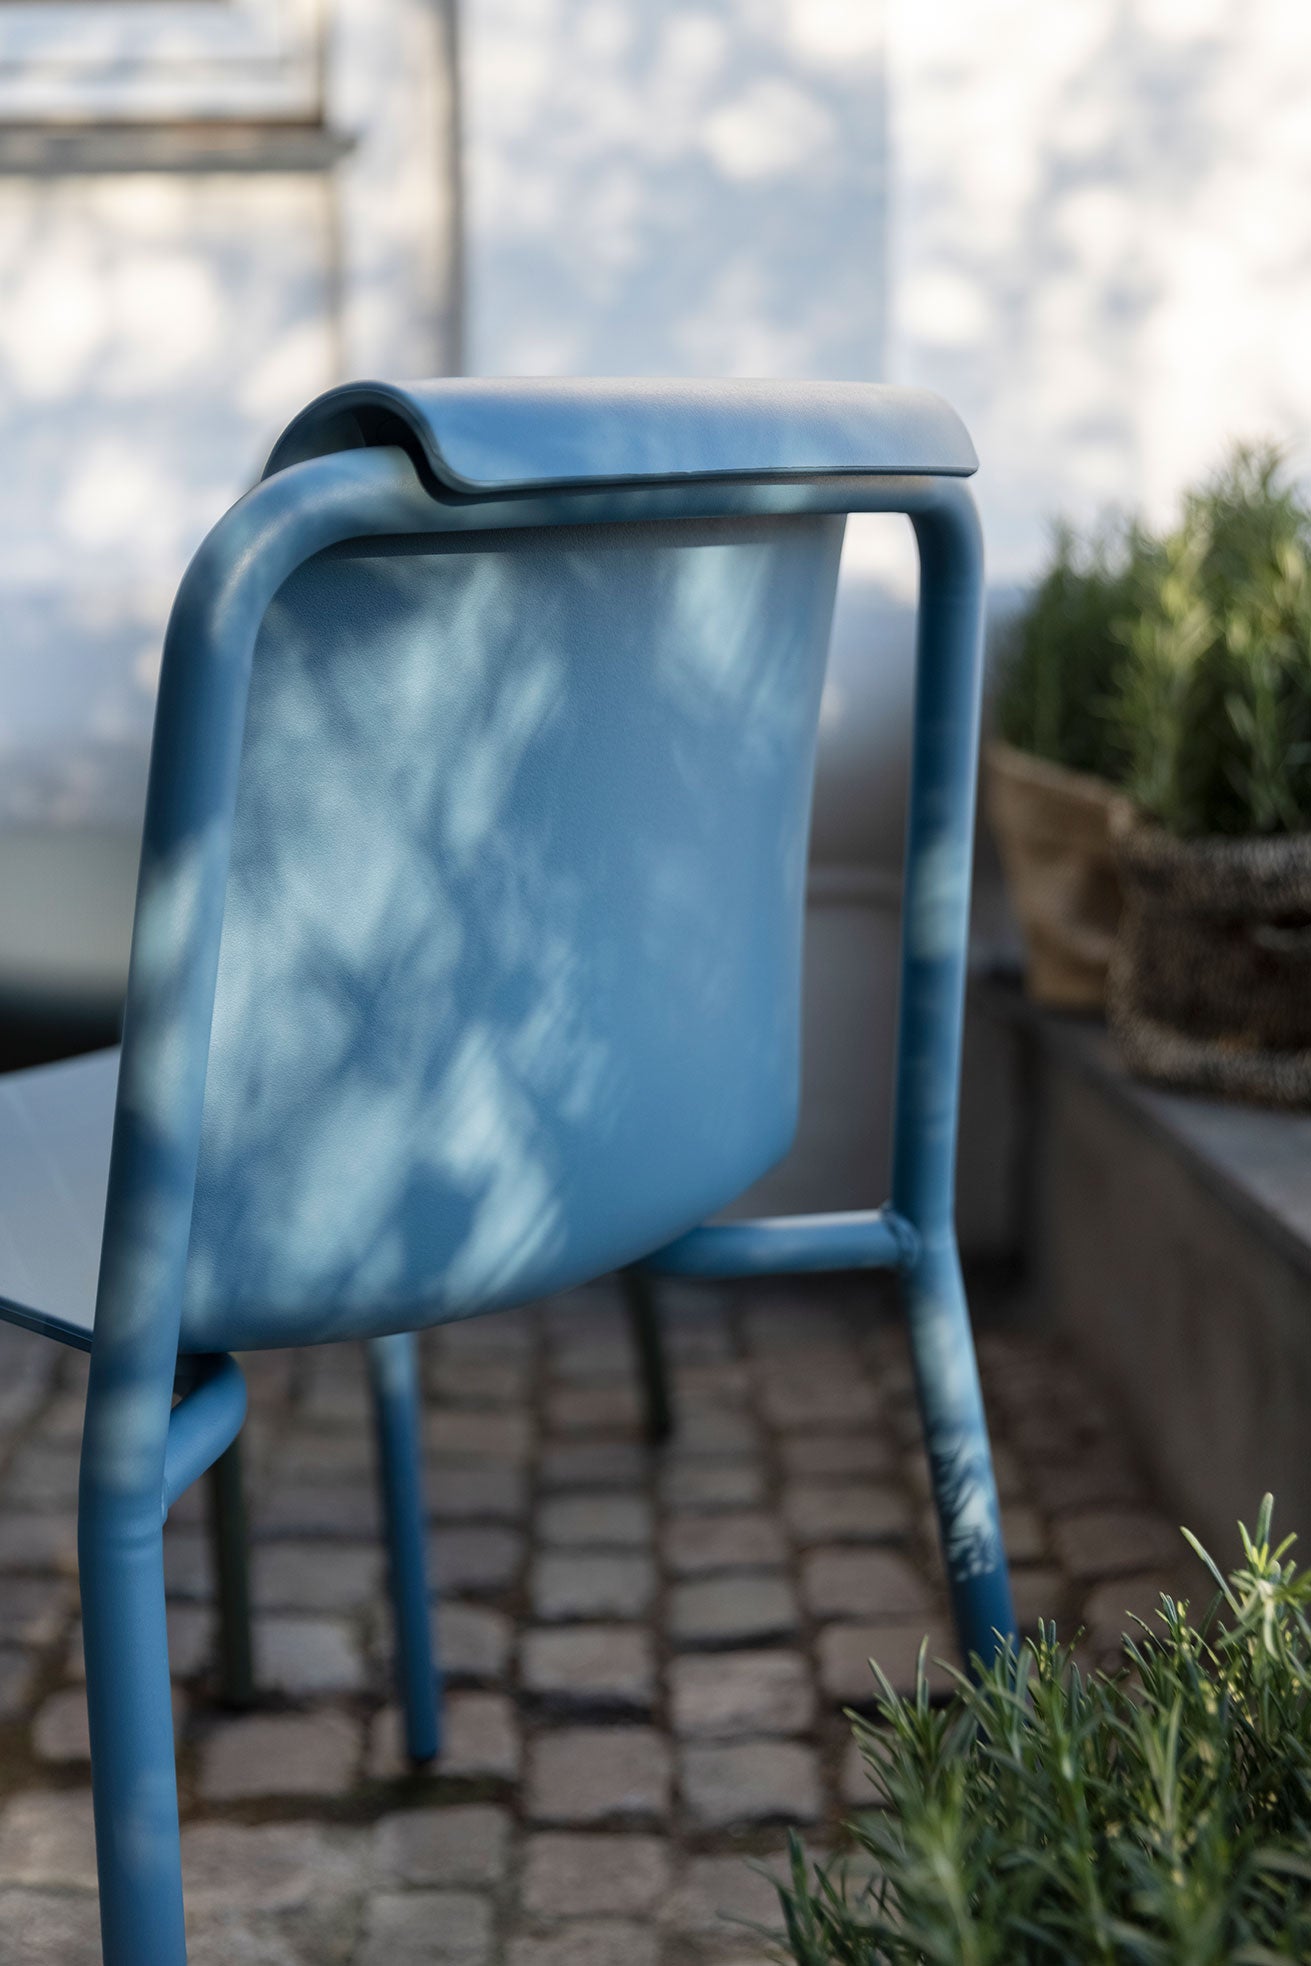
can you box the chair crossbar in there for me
[161,1355,247,1518]
[645,1206,919,1279]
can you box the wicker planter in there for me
[983,740,1122,1011]
[1109,810,1311,1106]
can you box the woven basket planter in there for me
[1108,810,1311,1106]
[984,740,1122,1011]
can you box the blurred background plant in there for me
[772,1499,1311,1965]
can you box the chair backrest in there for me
[149,379,977,1353]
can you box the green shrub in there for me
[1117,447,1311,837]
[771,1500,1311,1964]
[994,518,1145,783]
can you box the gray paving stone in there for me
[436,1693,522,1779]
[801,1548,931,1621]
[519,1832,671,1918]
[358,1889,492,1966]
[816,1623,958,1706]
[1028,1447,1146,1515]
[428,1356,528,1405]
[253,1614,367,1697]
[1,1441,80,1511]
[658,1459,766,1513]
[251,1540,381,1613]
[0,1576,69,1647]
[0,1790,97,1890]
[668,1574,799,1649]
[521,1624,655,1714]
[670,1650,814,1739]
[440,1600,513,1684]
[526,1727,672,1824]
[425,1409,533,1463]
[429,1462,529,1522]
[0,1888,102,1964]
[0,1648,38,1720]
[664,1406,762,1457]
[663,1512,786,1576]
[374,1806,510,1887]
[505,1923,659,1966]
[199,1711,359,1801]
[255,1480,380,1539]
[1009,1566,1072,1631]
[547,1384,643,1436]
[778,1433,898,1480]
[536,1494,652,1548]
[783,1482,912,1546]
[1000,1504,1047,1566]
[531,1551,655,1622]
[430,1525,524,1594]
[1052,1507,1184,1583]
[757,1371,880,1430]
[181,1820,366,1927]
[666,1852,785,1933]
[680,1740,823,1828]
[32,1688,92,1763]
[0,1515,75,1574]
[538,1441,648,1491]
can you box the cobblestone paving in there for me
[0,1276,1202,1963]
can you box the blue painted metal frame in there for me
[72,436,1013,1964]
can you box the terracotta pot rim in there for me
[985,738,1120,809]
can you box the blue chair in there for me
[0,377,1014,1962]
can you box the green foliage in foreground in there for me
[772,1500,1311,1965]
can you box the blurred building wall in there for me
[0,0,461,826]
[460,0,1311,1225]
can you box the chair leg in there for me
[207,1439,255,1709]
[622,1266,674,1445]
[79,1477,187,1964]
[367,1331,442,1763]
[902,1238,1015,1667]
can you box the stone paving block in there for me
[546,1384,643,1436]
[536,1494,652,1549]
[664,1406,762,1458]
[255,1480,381,1539]
[429,1462,528,1523]
[182,1819,367,1960]
[253,1615,367,1698]
[670,1650,814,1739]
[435,1307,537,1357]
[1009,1566,1072,1631]
[801,1548,931,1621]
[425,1409,533,1463]
[163,1526,214,1601]
[666,1852,786,1933]
[778,1434,898,1480]
[1032,1450,1147,1515]
[252,1540,382,1614]
[273,1429,375,1480]
[0,1648,37,1721]
[783,1482,912,1547]
[757,1371,880,1431]
[668,1574,799,1649]
[519,1832,671,1918]
[1052,1507,1184,1583]
[358,1889,493,1966]
[1000,1504,1047,1566]
[440,1601,513,1684]
[526,1727,672,1825]
[428,1356,528,1405]
[0,1515,75,1575]
[430,1526,524,1595]
[199,1710,359,1802]
[0,1577,69,1648]
[663,1512,786,1576]
[0,1887,103,1965]
[32,1688,93,1763]
[532,1551,655,1622]
[0,1790,97,1890]
[506,1922,659,1966]
[549,1339,639,1385]
[658,1458,766,1513]
[680,1740,823,1828]
[1,1442,80,1512]
[521,1624,655,1714]
[538,1441,648,1491]
[374,1806,510,1888]
[817,1623,958,1707]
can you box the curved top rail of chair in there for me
[263,376,979,492]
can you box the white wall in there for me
[460,0,1311,1216]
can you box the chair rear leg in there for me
[622,1266,673,1445]
[207,1439,255,1709]
[367,1331,442,1762]
[902,1239,1016,1668]
[79,1480,187,1964]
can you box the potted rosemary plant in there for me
[1109,448,1311,1105]
[772,1500,1311,1963]
[986,522,1142,1009]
